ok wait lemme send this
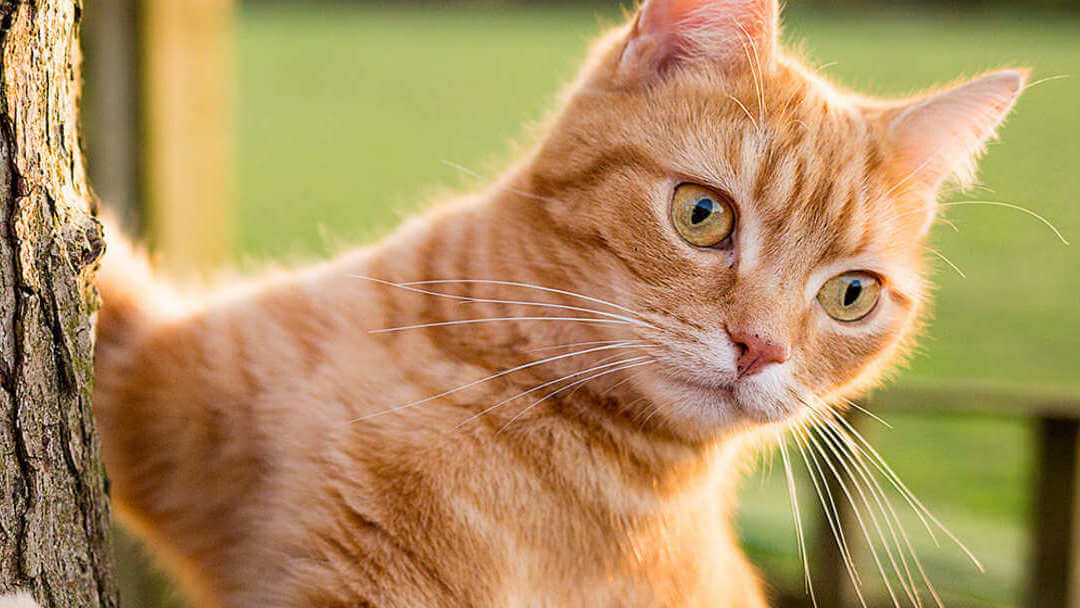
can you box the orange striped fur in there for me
[87,1,1026,606]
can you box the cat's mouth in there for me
[654,363,800,425]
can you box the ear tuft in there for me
[887,69,1028,192]
[616,0,779,86]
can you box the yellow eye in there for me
[817,272,882,322]
[671,184,735,248]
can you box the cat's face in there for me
[524,0,1024,439]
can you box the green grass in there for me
[236,5,1080,606]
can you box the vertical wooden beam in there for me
[809,413,866,608]
[1030,417,1080,608]
[82,0,141,230]
[140,0,234,272]
[813,456,853,607]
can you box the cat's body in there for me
[96,194,769,607]
[81,1,1028,606]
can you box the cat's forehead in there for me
[653,83,911,262]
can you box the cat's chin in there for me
[643,366,802,435]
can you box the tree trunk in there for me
[0,0,118,606]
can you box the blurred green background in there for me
[138,3,1080,607]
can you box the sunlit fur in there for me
[90,1,1025,606]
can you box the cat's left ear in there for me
[884,69,1028,193]
[615,0,779,86]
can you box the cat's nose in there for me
[729,330,790,378]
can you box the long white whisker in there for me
[777,435,817,607]
[831,414,983,572]
[455,355,651,429]
[811,413,943,608]
[939,201,1069,245]
[441,160,565,205]
[354,275,655,327]
[529,340,640,353]
[1025,74,1070,90]
[793,414,904,608]
[794,421,865,589]
[350,342,640,422]
[370,317,632,334]
[928,249,966,279]
[790,423,867,605]
[841,398,894,429]
[400,279,644,316]
[496,360,655,434]
[804,412,922,608]
[813,404,939,547]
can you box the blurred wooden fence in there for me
[79,2,1079,607]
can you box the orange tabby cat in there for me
[74,0,1031,606]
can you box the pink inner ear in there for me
[619,0,778,83]
[888,70,1027,192]
[637,0,776,46]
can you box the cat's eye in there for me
[817,272,882,322]
[671,184,735,248]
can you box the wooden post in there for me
[1030,416,1080,608]
[808,413,867,608]
[139,0,234,272]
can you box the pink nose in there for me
[730,330,790,378]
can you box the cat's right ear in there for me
[614,0,779,87]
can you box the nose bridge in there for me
[728,269,799,342]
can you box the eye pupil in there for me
[843,280,862,307]
[691,198,714,225]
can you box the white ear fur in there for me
[887,69,1027,192]
[616,0,779,85]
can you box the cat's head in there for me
[519,0,1025,439]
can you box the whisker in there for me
[928,249,966,279]
[399,278,646,317]
[350,342,640,422]
[815,411,939,547]
[840,398,894,429]
[940,201,1069,245]
[496,359,655,434]
[354,275,654,327]
[803,411,923,607]
[455,355,651,429]
[528,340,640,353]
[797,403,915,607]
[790,423,867,606]
[635,398,666,431]
[777,435,818,607]
[794,422,865,590]
[1025,74,1070,90]
[441,160,565,205]
[810,412,943,608]
[725,93,759,130]
[370,316,632,334]
[883,148,944,200]
[830,413,983,571]
[600,366,652,397]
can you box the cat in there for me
[10,0,1029,606]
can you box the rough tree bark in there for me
[0,0,118,606]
